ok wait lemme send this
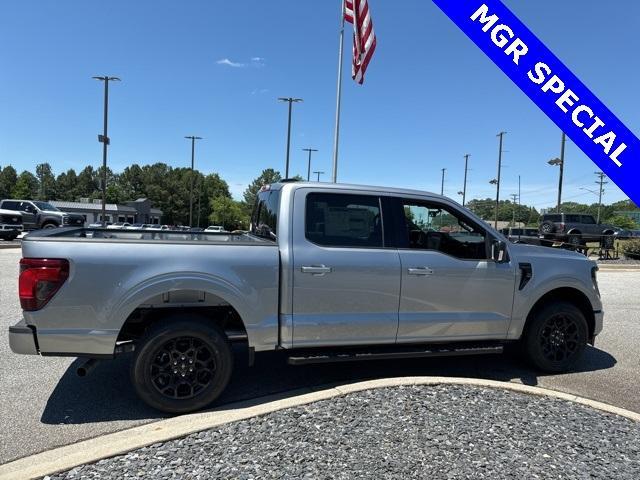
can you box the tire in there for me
[131,315,234,413]
[523,302,588,373]
[602,233,615,249]
[42,222,58,229]
[568,234,582,248]
[540,221,555,235]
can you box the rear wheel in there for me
[42,222,58,229]
[523,302,588,373]
[540,221,555,235]
[567,233,582,248]
[131,315,233,413]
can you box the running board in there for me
[287,343,504,366]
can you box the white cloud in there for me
[216,58,246,68]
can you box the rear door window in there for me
[581,215,596,224]
[305,193,383,248]
[565,214,581,223]
[1,201,20,211]
[544,214,561,222]
[250,189,280,241]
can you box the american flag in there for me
[344,0,377,84]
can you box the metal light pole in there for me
[548,132,566,213]
[278,97,303,179]
[494,131,507,229]
[302,148,318,181]
[462,154,470,207]
[313,171,325,182]
[93,75,120,226]
[440,168,446,196]
[184,135,203,227]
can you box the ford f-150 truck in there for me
[8,182,603,413]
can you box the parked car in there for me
[205,225,227,233]
[499,227,539,243]
[539,213,617,247]
[0,208,23,241]
[0,199,85,230]
[106,222,132,229]
[9,182,603,413]
[613,228,640,239]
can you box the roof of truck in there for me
[271,181,440,198]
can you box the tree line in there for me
[0,163,288,230]
[1,163,637,230]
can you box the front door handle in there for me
[408,267,434,276]
[301,265,332,275]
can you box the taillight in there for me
[558,223,565,233]
[19,258,69,311]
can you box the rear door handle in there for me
[301,265,332,275]
[407,267,434,276]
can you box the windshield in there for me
[33,201,60,211]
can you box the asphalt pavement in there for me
[1,248,639,465]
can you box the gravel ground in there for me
[47,385,640,480]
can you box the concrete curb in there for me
[0,243,20,250]
[1,377,639,480]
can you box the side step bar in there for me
[287,343,504,366]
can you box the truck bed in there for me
[23,227,271,245]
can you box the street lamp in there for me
[185,136,203,227]
[302,148,318,181]
[93,75,120,226]
[547,132,566,213]
[278,97,303,179]
[313,171,325,182]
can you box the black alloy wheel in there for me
[524,301,588,373]
[150,336,216,400]
[131,315,233,413]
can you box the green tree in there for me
[0,165,18,199]
[242,168,281,214]
[76,166,99,198]
[12,171,39,199]
[35,163,57,200]
[608,215,638,230]
[55,169,78,201]
[209,195,246,231]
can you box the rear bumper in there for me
[8,319,38,355]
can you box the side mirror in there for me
[491,239,508,263]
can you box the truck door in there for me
[291,189,401,347]
[19,202,37,229]
[392,197,516,343]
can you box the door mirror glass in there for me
[491,239,507,263]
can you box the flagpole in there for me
[331,0,346,183]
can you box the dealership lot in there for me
[1,248,639,465]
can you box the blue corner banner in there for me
[432,0,640,205]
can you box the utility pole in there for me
[93,75,121,226]
[313,171,325,182]
[595,171,608,224]
[184,135,203,227]
[278,97,303,179]
[302,148,318,181]
[494,131,507,229]
[462,154,470,207]
[510,193,519,227]
[440,168,446,196]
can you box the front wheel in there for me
[131,315,234,413]
[42,223,58,229]
[523,302,588,373]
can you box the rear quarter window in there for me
[250,189,280,241]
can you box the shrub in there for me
[621,239,640,260]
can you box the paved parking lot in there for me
[1,248,639,465]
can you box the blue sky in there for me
[1,1,638,208]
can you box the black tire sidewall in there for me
[540,222,555,234]
[131,316,233,413]
[524,302,588,373]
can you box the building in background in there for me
[49,198,162,225]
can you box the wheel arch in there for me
[524,287,595,339]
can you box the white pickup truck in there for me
[9,182,603,412]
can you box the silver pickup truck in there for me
[9,182,603,413]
